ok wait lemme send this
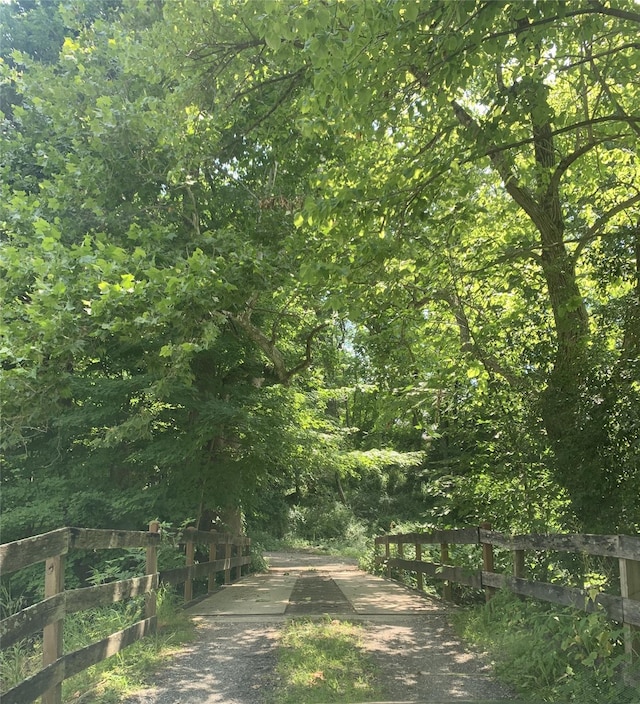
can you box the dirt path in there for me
[122,552,514,703]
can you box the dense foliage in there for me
[1,0,639,554]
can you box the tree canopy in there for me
[1,0,639,542]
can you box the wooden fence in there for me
[0,524,251,704]
[375,524,640,658]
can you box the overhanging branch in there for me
[226,303,328,385]
[573,192,640,261]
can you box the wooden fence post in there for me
[234,540,241,581]
[480,522,496,602]
[244,539,251,576]
[513,549,525,579]
[208,535,217,593]
[440,542,452,601]
[415,540,424,592]
[146,521,160,622]
[385,538,391,578]
[620,553,640,660]
[42,552,65,704]
[398,539,405,583]
[184,530,195,603]
[225,536,232,585]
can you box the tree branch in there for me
[548,139,606,196]
[587,0,640,24]
[573,192,640,261]
[450,100,541,224]
[226,304,328,385]
[437,289,520,387]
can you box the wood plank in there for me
[513,549,526,579]
[0,528,69,575]
[620,556,640,657]
[389,528,479,546]
[441,565,482,589]
[415,542,424,592]
[618,535,640,561]
[65,574,158,614]
[43,554,65,704]
[479,530,625,558]
[159,564,194,585]
[623,597,640,629]
[224,540,232,584]
[397,541,405,583]
[208,543,217,593]
[386,558,482,588]
[184,535,195,602]
[174,529,250,546]
[481,573,625,622]
[388,557,430,573]
[481,522,496,602]
[64,617,157,680]
[0,658,65,704]
[0,594,66,650]
[440,543,452,600]
[69,528,160,550]
[146,521,160,621]
[0,617,157,703]
[159,556,248,586]
[380,529,638,559]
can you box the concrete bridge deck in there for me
[187,552,444,618]
[125,552,515,704]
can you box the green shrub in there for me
[458,590,638,703]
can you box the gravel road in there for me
[122,552,514,703]
[122,619,280,704]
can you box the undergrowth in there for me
[0,585,196,703]
[269,617,382,704]
[63,585,196,703]
[249,528,371,563]
[456,590,640,703]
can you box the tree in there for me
[2,0,638,542]
[165,0,639,530]
[0,0,345,539]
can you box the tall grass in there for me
[456,590,639,703]
[0,585,195,703]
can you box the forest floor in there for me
[122,552,514,703]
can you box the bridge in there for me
[2,524,639,703]
[126,551,513,703]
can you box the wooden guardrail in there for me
[0,523,251,704]
[375,525,640,658]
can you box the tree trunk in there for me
[450,85,603,526]
[220,506,243,535]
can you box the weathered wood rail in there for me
[0,524,251,704]
[375,525,640,658]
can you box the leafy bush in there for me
[288,502,355,541]
[457,590,639,703]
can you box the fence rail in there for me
[0,524,251,704]
[375,525,640,658]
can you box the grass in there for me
[269,617,382,704]
[61,586,196,703]
[0,585,196,703]
[454,589,640,703]
[249,527,372,562]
